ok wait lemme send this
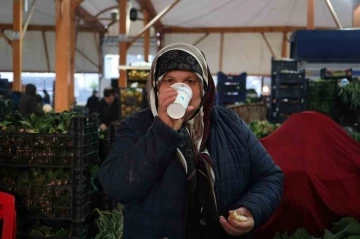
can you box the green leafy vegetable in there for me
[249,121,281,138]
[273,217,360,239]
[94,204,124,239]
[0,111,77,133]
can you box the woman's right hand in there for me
[157,88,193,131]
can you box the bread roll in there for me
[229,210,248,222]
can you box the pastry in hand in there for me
[229,210,248,222]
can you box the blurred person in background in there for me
[43,89,50,105]
[98,88,119,130]
[86,90,99,115]
[36,94,43,108]
[18,84,44,118]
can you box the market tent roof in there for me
[0,0,357,74]
[152,0,354,29]
[0,0,155,73]
[150,0,355,75]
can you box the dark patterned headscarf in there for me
[147,43,216,166]
[155,50,203,82]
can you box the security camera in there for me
[111,9,119,22]
[129,8,138,21]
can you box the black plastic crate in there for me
[24,219,92,239]
[0,115,99,168]
[276,101,306,113]
[271,57,298,73]
[0,168,93,221]
[308,80,338,116]
[273,85,305,99]
[272,71,306,84]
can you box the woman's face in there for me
[158,70,202,119]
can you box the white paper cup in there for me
[167,83,193,119]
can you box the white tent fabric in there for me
[0,0,155,73]
[0,0,357,74]
[152,0,354,28]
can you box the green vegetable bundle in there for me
[339,80,360,109]
[249,121,281,139]
[94,204,123,239]
[0,111,76,133]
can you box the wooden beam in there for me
[76,49,99,69]
[354,4,360,27]
[143,9,150,62]
[281,32,288,58]
[261,32,276,58]
[94,32,103,73]
[0,23,98,32]
[12,0,23,92]
[127,0,180,48]
[163,26,333,33]
[55,0,71,112]
[69,2,77,108]
[95,5,118,18]
[22,0,37,39]
[41,31,51,72]
[75,6,107,33]
[192,33,209,46]
[136,0,163,31]
[219,33,224,72]
[119,0,127,88]
[324,0,342,29]
[0,30,12,45]
[307,0,315,29]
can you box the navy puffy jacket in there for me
[98,107,284,239]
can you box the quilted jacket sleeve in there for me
[234,120,284,229]
[98,116,182,204]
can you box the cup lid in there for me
[167,103,186,119]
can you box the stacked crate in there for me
[0,115,99,238]
[308,79,338,119]
[270,58,308,123]
[216,72,247,107]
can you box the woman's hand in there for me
[219,207,255,236]
[157,88,194,131]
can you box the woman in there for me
[98,43,283,239]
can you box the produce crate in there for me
[273,85,306,99]
[0,115,99,168]
[24,219,93,239]
[127,69,150,89]
[226,103,267,124]
[216,72,247,106]
[276,101,306,113]
[0,168,93,221]
[271,57,299,73]
[269,99,306,123]
[272,71,306,84]
[119,88,146,119]
[308,80,338,117]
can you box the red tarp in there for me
[255,111,360,239]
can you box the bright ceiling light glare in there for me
[262,86,269,93]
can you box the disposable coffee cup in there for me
[167,83,193,119]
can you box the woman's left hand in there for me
[219,207,255,236]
